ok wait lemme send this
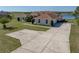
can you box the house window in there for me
[46,19,48,24]
[38,19,40,23]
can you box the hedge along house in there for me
[32,11,62,26]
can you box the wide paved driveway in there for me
[6,23,71,53]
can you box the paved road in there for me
[6,23,71,53]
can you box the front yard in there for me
[0,19,49,53]
[68,19,79,52]
[69,25,79,52]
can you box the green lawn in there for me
[67,19,77,24]
[68,19,79,52]
[69,25,79,53]
[0,19,49,53]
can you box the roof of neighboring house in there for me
[30,12,40,17]
[14,13,27,17]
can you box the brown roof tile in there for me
[34,14,52,20]
[34,11,59,20]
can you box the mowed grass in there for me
[0,19,49,53]
[8,20,49,31]
[0,24,21,52]
[69,25,79,53]
[68,19,79,52]
[67,19,77,24]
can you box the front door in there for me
[51,20,53,26]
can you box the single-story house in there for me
[32,12,62,26]
[14,11,63,26]
[14,13,27,22]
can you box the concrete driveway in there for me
[6,23,71,53]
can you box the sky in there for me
[0,6,77,12]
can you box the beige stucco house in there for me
[32,11,62,26]
[14,11,63,26]
[14,13,28,22]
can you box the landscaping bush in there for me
[25,16,33,22]
[0,15,12,29]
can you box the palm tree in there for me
[0,14,12,29]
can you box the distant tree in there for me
[24,12,32,14]
[0,15,12,29]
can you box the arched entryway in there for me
[51,20,53,26]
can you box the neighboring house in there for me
[14,13,27,22]
[32,11,62,26]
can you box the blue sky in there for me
[0,6,76,12]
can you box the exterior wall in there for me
[34,19,50,25]
[34,19,57,26]
[16,16,26,22]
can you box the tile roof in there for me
[30,12,40,17]
[14,13,27,17]
[34,14,53,20]
[34,11,59,20]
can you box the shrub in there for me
[0,15,12,29]
[25,16,33,22]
